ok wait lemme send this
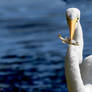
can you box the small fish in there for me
[58,33,79,46]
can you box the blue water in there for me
[0,0,92,92]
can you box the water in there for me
[0,0,92,92]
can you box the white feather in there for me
[65,8,92,92]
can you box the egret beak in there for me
[67,18,77,41]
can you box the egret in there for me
[59,8,92,92]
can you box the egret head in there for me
[66,8,80,41]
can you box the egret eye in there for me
[76,18,79,22]
[66,17,68,21]
[66,17,69,20]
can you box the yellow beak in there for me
[67,18,77,41]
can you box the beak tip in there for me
[69,38,72,41]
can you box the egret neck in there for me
[65,21,85,92]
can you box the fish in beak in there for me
[58,17,79,46]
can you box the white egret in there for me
[59,8,92,92]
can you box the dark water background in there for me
[0,0,92,92]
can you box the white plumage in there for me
[61,8,92,92]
